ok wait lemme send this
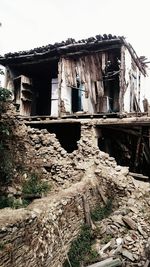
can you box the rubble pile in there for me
[0,119,150,266]
[91,176,150,267]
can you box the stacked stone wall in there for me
[0,119,135,266]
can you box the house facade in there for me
[0,34,147,117]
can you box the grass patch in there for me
[0,242,5,250]
[22,172,50,196]
[0,196,29,209]
[84,249,100,265]
[63,225,100,267]
[63,200,113,267]
[91,199,112,222]
[63,225,93,267]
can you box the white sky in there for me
[0,0,150,93]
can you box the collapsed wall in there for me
[0,118,150,267]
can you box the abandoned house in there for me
[0,34,150,177]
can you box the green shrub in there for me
[0,143,14,184]
[0,196,29,209]
[100,234,113,244]
[22,173,50,196]
[0,242,5,250]
[0,88,11,102]
[0,121,13,184]
[63,225,93,267]
[84,249,100,265]
[91,199,112,222]
[63,200,113,267]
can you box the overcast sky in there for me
[0,0,150,91]
[0,0,150,57]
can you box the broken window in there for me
[102,51,120,113]
[13,75,32,115]
[12,60,58,116]
[61,49,121,115]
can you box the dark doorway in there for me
[72,88,82,113]
[32,78,51,116]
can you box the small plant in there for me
[0,196,13,209]
[100,234,113,244]
[0,196,29,209]
[22,172,50,197]
[0,145,14,184]
[84,249,100,265]
[0,241,10,251]
[0,122,14,185]
[91,199,112,222]
[63,224,93,267]
[12,198,29,209]
[0,242,5,251]
[0,86,11,114]
[0,88,11,102]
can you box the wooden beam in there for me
[134,132,142,170]
[22,116,150,126]
[82,194,93,227]
[129,172,149,180]
[85,257,122,267]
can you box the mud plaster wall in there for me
[0,120,133,267]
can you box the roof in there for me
[0,34,147,75]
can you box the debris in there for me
[116,237,123,246]
[129,172,149,181]
[121,249,135,261]
[85,257,122,267]
[144,260,150,267]
[99,241,112,255]
[138,224,147,237]
[122,216,137,230]
[97,185,107,204]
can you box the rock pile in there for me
[91,177,150,266]
[0,117,150,267]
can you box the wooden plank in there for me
[144,260,150,267]
[58,58,63,117]
[82,194,92,227]
[134,133,142,170]
[119,46,125,113]
[85,257,122,267]
[97,185,107,204]
[23,116,150,126]
[129,172,149,180]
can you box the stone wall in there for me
[0,118,135,266]
[0,166,131,267]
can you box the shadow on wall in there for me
[97,126,150,177]
[28,122,81,153]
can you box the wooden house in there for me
[0,34,150,178]
[0,34,147,118]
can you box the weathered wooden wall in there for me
[124,46,144,113]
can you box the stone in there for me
[138,224,147,238]
[7,186,17,195]
[121,249,135,261]
[115,166,122,171]
[109,157,115,162]
[95,159,100,165]
[120,167,129,176]
[111,215,125,226]
[116,237,123,246]
[122,216,137,230]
